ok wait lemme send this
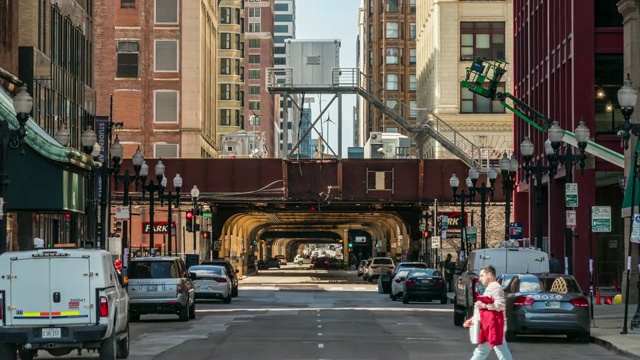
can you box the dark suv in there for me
[200,260,239,297]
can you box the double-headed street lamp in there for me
[614,74,639,334]
[191,185,200,255]
[0,86,33,254]
[468,164,497,249]
[499,153,518,242]
[520,120,590,273]
[140,160,165,256]
[450,173,474,261]
[160,174,182,256]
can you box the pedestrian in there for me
[444,253,456,292]
[549,253,563,274]
[463,265,512,360]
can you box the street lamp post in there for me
[79,131,101,248]
[615,74,639,334]
[450,173,474,261]
[191,185,200,255]
[140,160,165,256]
[468,164,497,249]
[0,86,33,254]
[499,153,518,242]
[160,174,182,256]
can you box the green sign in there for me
[591,206,612,232]
[202,211,213,218]
[466,226,477,243]
[565,183,578,207]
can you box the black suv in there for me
[200,260,239,297]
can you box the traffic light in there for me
[423,230,430,239]
[253,239,257,244]
[348,242,353,248]
[113,221,122,235]
[202,231,211,240]
[186,210,194,232]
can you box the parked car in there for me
[275,255,287,265]
[0,248,130,359]
[453,247,549,326]
[294,255,312,265]
[504,273,591,342]
[189,265,232,303]
[364,257,395,282]
[128,257,196,322]
[201,260,239,297]
[390,269,412,300]
[258,258,281,270]
[402,268,447,304]
[497,273,517,289]
[392,261,428,276]
[357,260,368,277]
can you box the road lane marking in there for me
[318,325,322,328]
[318,332,323,336]
[396,323,423,325]
[317,319,321,322]
[196,307,452,313]
[318,343,324,348]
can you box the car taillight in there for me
[177,284,184,294]
[437,279,445,288]
[570,297,589,307]
[370,265,378,269]
[99,296,109,317]
[388,266,395,269]
[215,278,228,283]
[406,279,414,287]
[394,279,402,283]
[514,295,535,306]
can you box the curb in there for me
[591,336,640,360]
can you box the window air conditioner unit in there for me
[370,132,383,144]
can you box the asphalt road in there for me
[36,269,626,359]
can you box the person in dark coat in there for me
[549,253,563,274]
[444,254,456,292]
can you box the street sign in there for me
[202,211,213,218]
[632,214,640,243]
[565,183,578,207]
[439,215,449,229]
[509,222,523,239]
[213,241,222,251]
[114,206,130,220]
[566,210,577,229]
[431,236,441,249]
[466,226,477,243]
[591,206,612,232]
[355,236,367,243]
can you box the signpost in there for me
[591,206,611,233]
[431,236,441,249]
[114,206,130,220]
[466,226,477,243]
[565,183,578,207]
[566,210,577,229]
[632,214,640,244]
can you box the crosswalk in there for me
[239,284,378,292]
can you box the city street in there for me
[38,269,625,359]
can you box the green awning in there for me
[622,141,640,217]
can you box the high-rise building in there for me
[94,0,220,159]
[217,0,246,147]
[299,107,313,158]
[415,0,512,159]
[244,0,276,156]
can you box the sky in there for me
[294,0,361,155]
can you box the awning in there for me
[621,141,640,217]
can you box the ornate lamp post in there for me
[450,173,474,261]
[191,185,200,255]
[499,153,518,242]
[80,129,101,248]
[0,86,33,253]
[140,160,165,256]
[614,74,639,334]
[160,174,182,256]
[468,164,497,249]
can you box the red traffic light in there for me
[202,231,211,239]
[310,206,317,211]
[186,211,194,219]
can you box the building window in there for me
[235,85,241,101]
[221,7,231,24]
[220,84,231,100]
[220,58,231,75]
[154,144,179,158]
[386,0,399,13]
[409,23,416,39]
[155,0,178,24]
[409,48,416,64]
[274,14,293,22]
[249,55,260,63]
[274,3,288,11]
[154,40,178,72]
[221,33,231,49]
[121,0,135,8]
[249,39,261,48]
[409,0,416,13]
[410,100,417,118]
[249,7,261,17]
[235,59,241,75]
[460,22,505,61]
[386,100,397,111]
[385,48,399,65]
[249,23,261,32]
[116,41,139,78]
[249,69,261,79]
[386,22,399,38]
[409,75,417,91]
[154,91,179,123]
[249,101,260,110]
[249,86,260,94]
[369,51,373,67]
[369,25,373,42]
[386,74,398,90]
[235,34,242,50]
[460,84,505,113]
[220,109,231,126]
[274,25,289,33]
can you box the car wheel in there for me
[223,292,232,304]
[505,330,517,342]
[232,285,238,297]
[178,304,189,322]
[116,322,130,359]
[189,302,196,320]
[18,349,35,360]
[99,329,117,360]
[453,298,465,327]
[390,293,397,301]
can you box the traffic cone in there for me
[596,291,601,305]
[605,297,613,305]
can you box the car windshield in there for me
[408,269,440,277]
[128,261,177,279]
[189,265,225,277]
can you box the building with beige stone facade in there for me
[416,0,512,160]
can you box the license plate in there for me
[146,285,157,292]
[545,301,560,309]
[199,286,210,291]
[42,328,61,338]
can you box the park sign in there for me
[591,206,611,233]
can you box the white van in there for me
[453,247,549,326]
[0,248,130,359]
